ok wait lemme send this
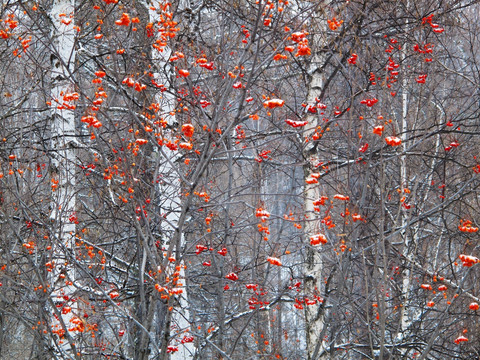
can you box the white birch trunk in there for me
[398,79,444,349]
[399,39,413,338]
[303,4,330,359]
[397,3,423,346]
[148,3,195,358]
[48,0,77,357]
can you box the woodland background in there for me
[1,0,480,359]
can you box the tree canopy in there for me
[1,0,480,359]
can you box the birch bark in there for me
[48,0,78,358]
[302,4,330,359]
[147,2,195,358]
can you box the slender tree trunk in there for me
[302,4,330,359]
[147,3,195,357]
[399,33,414,341]
[48,0,78,358]
[397,3,422,350]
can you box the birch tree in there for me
[48,0,80,357]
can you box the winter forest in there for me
[1,0,480,359]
